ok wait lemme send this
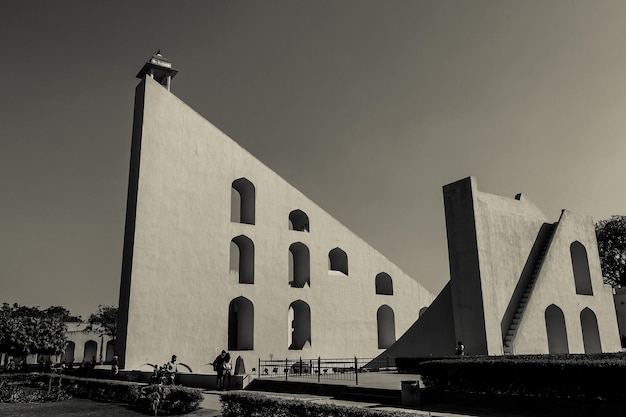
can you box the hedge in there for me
[220,392,423,417]
[410,352,626,402]
[0,373,203,415]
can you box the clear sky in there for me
[1,1,625,320]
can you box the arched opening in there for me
[328,247,348,276]
[289,209,310,232]
[231,235,254,284]
[231,178,255,225]
[375,272,393,295]
[580,307,602,354]
[105,340,115,363]
[288,300,311,350]
[228,297,254,350]
[62,341,75,365]
[545,304,569,354]
[377,305,396,349]
[571,241,593,295]
[419,307,428,317]
[84,340,98,363]
[289,242,310,288]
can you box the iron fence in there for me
[257,356,396,385]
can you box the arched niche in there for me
[377,305,396,349]
[288,300,311,350]
[328,247,348,276]
[289,242,310,288]
[570,241,593,295]
[231,178,255,225]
[375,272,393,295]
[231,235,254,284]
[545,304,569,354]
[289,209,309,232]
[228,296,254,350]
[580,307,602,354]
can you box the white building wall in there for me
[63,323,114,364]
[118,77,434,371]
[474,191,549,355]
[443,177,621,356]
[514,210,621,354]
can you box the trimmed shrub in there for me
[0,373,203,414]
[135,384,203,415]
[220,392,420,417]
[414,353,626,402]
[59,375,143,404]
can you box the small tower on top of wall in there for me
[136,50,178,91]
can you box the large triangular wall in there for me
[116,77,436,371]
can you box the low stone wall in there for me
[113,370,245,390]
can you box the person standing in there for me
[166,355,178,385]
[88,356,97,377]
[222,352,232,391]
[111,355,119,379]
[212,350,227,390]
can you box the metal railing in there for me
[257,356,396,385]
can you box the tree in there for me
[0,303,67,356]
[86,305,118,340]
[44,306,82,323]
[595,215,626,287]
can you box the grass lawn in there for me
[0,397,143,416]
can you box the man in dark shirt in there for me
[212,350,227,390]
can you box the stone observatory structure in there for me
[116,53,435,371]
[378,176,621,358]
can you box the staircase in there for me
[503,223,557,355]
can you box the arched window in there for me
[84,340,98,363]
[105,340,115,363]
[288,300,311,350]
[328,247,348,275]
[289,242,310,288]
[289,209,310,232]
[375,272,393,295]
[570,241,593,295]
[228,297,254,350]
[419,307,428,317]
[377,305,396,349]
[580,308,602,354]
[230,235,254,284]
[545,304,569,354]
[62,341,75,365]
[231,178,255,225]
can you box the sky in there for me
[2,1,626,320]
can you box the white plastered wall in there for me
[119,78,435,371]
[473,190,548,355]
[513,210,621,354]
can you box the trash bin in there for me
[400,380,420,406]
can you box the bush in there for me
[0,373,203,414]
[413,352,626,402]
[59,375,143,404]
[220,392,418,417]
[135,384,203,415]
[0,374,71,403]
